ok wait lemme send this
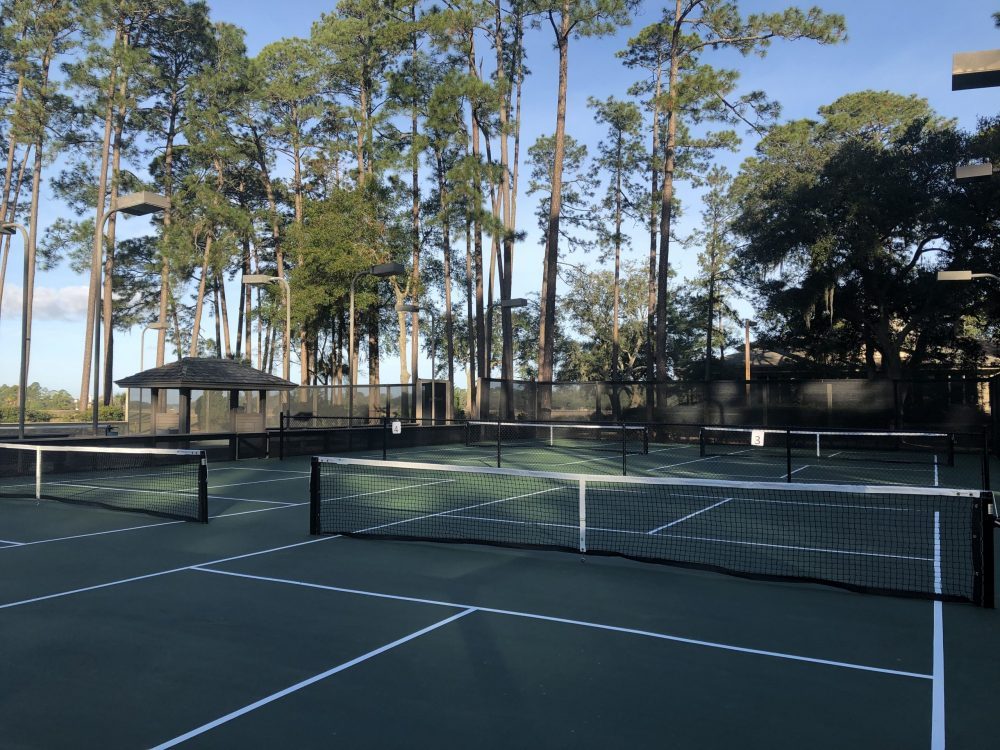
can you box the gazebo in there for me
[116,358,296,435]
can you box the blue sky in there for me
[2,0,999,397]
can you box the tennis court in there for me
[0,446,997,748]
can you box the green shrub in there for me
[0,407,52,423]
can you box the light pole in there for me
[92,192,170,435]
[140,322,169,372]
[242,274,291,382]
[348,262,404,419]
[1,222,30,440]
[396,303,440,423]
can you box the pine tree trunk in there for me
[440,165,455,415]
[103,90,129,405]
[189,235,213,356]
[537,5,571,418]
[465,219,476,414]
[654,2,682,414]
[213,275,222,356]
[156,92,179,367]
[0,145,30,328]
[80,41,119,411]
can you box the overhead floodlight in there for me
[937,270,975,281]
[0,225,15,236]
[370,262,405,277]
[952,50,1000,91]
[956,163,994,182]
[243,274,278,285]
[116,191,171,216]
[395,303,420,313]
[499,298,528,308]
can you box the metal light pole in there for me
[140,322,170,372]
[1,222,30,440]
[92,192,170,435]
[242,274,291,382]
[347,262,404,419]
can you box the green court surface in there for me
[0,454,997,749]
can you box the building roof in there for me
[115,357,296,390]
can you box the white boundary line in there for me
[0,539,24,546]
[205,495,294,506]
[646,499,733,534]
[0,534,339,610]
[149,607,477,749]
[208,467,309,475]
[206,476,307,491]
[191,567,931,681]
[931,512,945,750]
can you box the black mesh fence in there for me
[480,377,994,435]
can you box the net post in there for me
[699,427,706,457]
[278,410,285,461]
[34,447,41,500]
[786,429,793,483]
[197,455,208,523]
[946,433,955,467]
[621,423,627,476]
[578,478,587,553]
[309,457,321,535]
[382,416,388,461]
[976,491,995,608]
[497,416,502,468]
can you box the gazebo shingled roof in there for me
[116,357,296,390]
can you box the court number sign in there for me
[750,429,766,447]
[391,420,402,435]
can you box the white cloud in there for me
[1,285,91,322]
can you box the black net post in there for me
[309,456,321,535]
[698,427,706,457]
[974,492,995,608]
[496,416,502,468]
[278,410,285,461]
[197,458,209,523]
[382,416,388,461]
[621,423,627,476]
[786,429,793,483]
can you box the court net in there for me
[700,427,955,466]
[0,443,208,522]
[311,456,995,606]
[466,421,648,455]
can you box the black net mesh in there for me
[312,457,992,604]
[0,444,208,522]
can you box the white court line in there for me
[210,503,308,519]
[0,520,184,547]
[784,465,811,479]
[354,487,564,535]
[205,495,295,506]
[933,456,939,488]
[0,534,340,611]
[149,607,477,749]
[192,567,931,681]
[206,476,307,491]
[0,500,305,550]
[931,512,945,750]
[208,467,309,476]
[361,511,933,562]
[323,478,456,505]
[646,450,752,472]
[646,498,733,534]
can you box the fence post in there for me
[982,428,991,492]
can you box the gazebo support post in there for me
[179,389,191,434]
